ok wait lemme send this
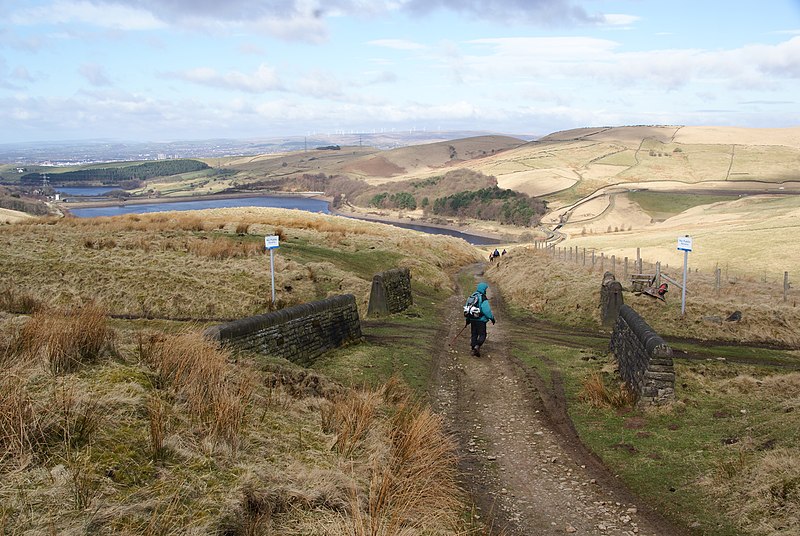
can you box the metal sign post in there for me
[677,235,692,315]
[265,235,280,303]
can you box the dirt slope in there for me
[431,265,684,535]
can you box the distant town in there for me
[0,130,532,166]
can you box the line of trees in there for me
[430,187,546,227]
[20,160,210,185]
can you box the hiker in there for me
[501,248,507,256]
[464,282,496,357]
[489,251,494,262]
[493,248,500,259]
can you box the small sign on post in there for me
[677,235,692,315]
[265,236,280,303]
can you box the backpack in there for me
[463,292,483,319]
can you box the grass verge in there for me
[510,318,800,535]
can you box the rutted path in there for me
[430,264,683,536]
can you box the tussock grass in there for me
[579,372,637,409]
[0,287,43,314]
[139,331,253,450]
[344,402,462,535]
[321,390,381,458]
[2,207,479,319]
[16,303,114,374]
[0,372,42,468]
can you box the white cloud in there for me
[459,36,800,92]
[599,14,639,27]
[167,64,283,93]
[368,39,426,50]
[296,70,344,98]
[11,0,166,31]
[397,0,602,25]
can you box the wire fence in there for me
[531,240,795,306]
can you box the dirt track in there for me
[430,265,685,535]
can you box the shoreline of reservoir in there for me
[60,191,509,245]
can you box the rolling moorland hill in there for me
[4,125,800,278]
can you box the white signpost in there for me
[677,235,693,315]
[265,236,280,303]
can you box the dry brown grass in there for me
[15,303,114,374]
[321,390,381,458]
[2,207,479,320]
[343,402,462,535]
[708,447,800,536]
[0,372,42,468]
[579,372,637,409]
[139,331,252,449]
[0,287,44,314]
[488,247,800,347]
[147,394,167,461]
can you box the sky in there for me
[1,0,800,144]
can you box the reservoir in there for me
[57,186,120,196]
[67,196,501,245]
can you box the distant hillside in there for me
[17,159,210,186]
[337,135,524,180]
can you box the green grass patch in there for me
[670,339,800,368]
[504,294,800,535]
[312,287,448,396]
[280,239,404,280]
[628,191,739,221]
[511,336,745,534]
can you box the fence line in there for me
[532,240,793,305]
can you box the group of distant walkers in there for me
[488,248,506,262]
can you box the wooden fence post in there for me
[636,247,642,274]
[600,252,605,272]
[716,268,721,294]
[785,272,790,303]
[592,250,596,266]
[624,257,628,281]
[583,248,586,267]
[655,262,661,285]
[611,255,616,276]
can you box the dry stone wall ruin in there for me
[204,294,362,366]
[610,304,675,405]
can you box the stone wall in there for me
[367,267,412,317]
[600,271,624,327]
[610,305,675,405]
[204,294,362,367]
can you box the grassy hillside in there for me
[559,194,800,279]
[490,247,800,535]
[0,209,481,534]
[1,208,480,319]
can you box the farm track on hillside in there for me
[429,264,686,536]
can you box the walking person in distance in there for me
[463,282,496,357]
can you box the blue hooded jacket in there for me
[474,282,495,323]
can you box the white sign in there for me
[265,235,280,249]
[677,236,693,252]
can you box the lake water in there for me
[68,196,501,245]
[68,196,331,218]
[58,186,119,196]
